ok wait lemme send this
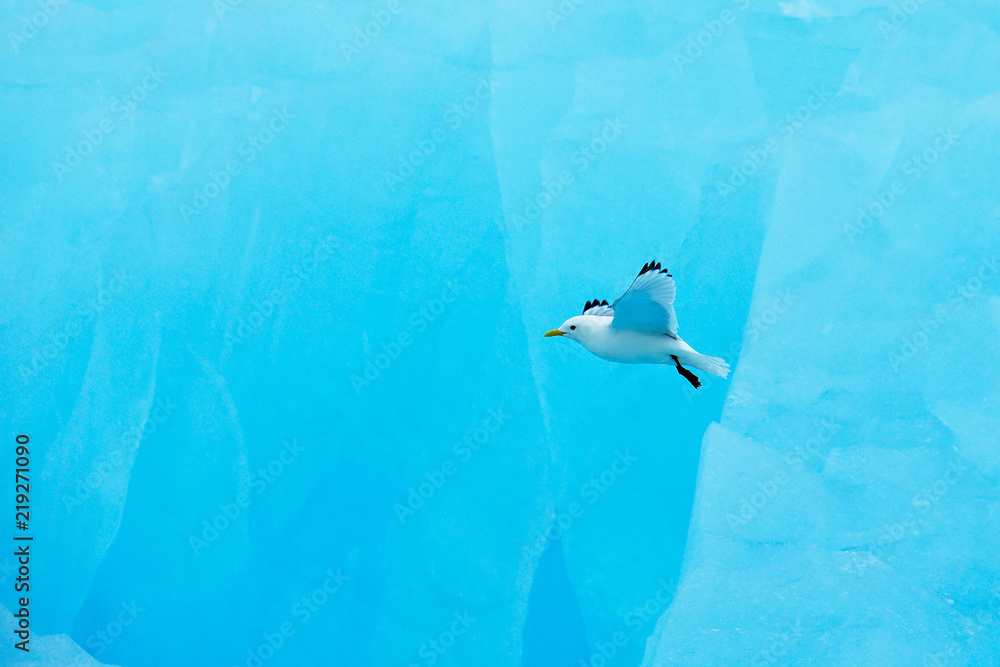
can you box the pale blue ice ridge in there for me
[1,0,999,666]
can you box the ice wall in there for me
[3,0,996,665]
[642,3,1000,665]
[3,0,550,664]
[2,2,758,665]
[489,2,778,662]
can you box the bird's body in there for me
[544,261,729,388]
[567,316,699,365]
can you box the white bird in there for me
[544,261,730,389]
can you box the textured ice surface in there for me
[641,4,1000,665]
[0,604,119,667]
[1,0,998,666]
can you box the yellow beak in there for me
[543,329,565,337]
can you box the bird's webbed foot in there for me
[670,355,701,389]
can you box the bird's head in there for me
[544,316,596,343]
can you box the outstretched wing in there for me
[610,261,678,337]
[582,299,614,317]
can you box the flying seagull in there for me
[544,261,729,389]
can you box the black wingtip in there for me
[640,260,665,276]
[584,298,611,314]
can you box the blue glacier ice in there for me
[1,0,998,665]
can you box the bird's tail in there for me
[686,353,730,378]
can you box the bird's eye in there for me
[570,325,576,330]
